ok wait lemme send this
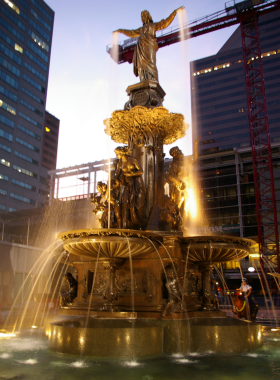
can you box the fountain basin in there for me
[58,229,160,260]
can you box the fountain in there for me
[47,7,262,357]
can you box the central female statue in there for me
[116,7,184,82]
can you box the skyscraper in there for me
[191,9,280,155]
[0,0,55,212]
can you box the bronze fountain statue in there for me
[50,7,262,358]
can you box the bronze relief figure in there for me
[116,7,184,82]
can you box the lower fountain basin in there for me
[47,316,262,356]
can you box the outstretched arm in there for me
[155,6,185,31]
[114,28,141,38]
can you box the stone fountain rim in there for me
[180,235,256,248]
[57,228,164,243]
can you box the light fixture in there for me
[248,267,255,272]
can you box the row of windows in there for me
[17,124,41,141]
[31,0,52,23]
[195,90,246,107]
[0,112,14,128]
[194,83,245,99]
[193,50,242,71]
[18,111,41,128]
[21,86,43,105]
[1,5,25,32]
[0,68,19,90]
[29,17,50,42]
[46,118,59,130]
[43,157,54,165]
[26,39,48,63]
[44,133,56,144]
[13,164,37,179]
[201,132,250,145]
[0,16,24,43]
[3,0,27,21]
[43,149,56,159]
[0,158,10,167]
[16,137,39,153]
[24,61,46,82]
[194,75,245,91]
[0,56,20,78]
[193,65,242,81]
[0,42,22,66]
[0,84,17,103]
[23,73,45,93]
[0,188,7,196]
[202,124,249,137]
[200,115,248,129]
[10,192,35,205]
[200,99,246,113]
[0,128,13,142]
[28,29,49,52]
[0,98,16,115]
[199,107,247,121]
[44,141,56,151]
[31,8,51,32]
[18,0,29,11]
[0,29,23,55]
[0,143,11,153]
[0,173,8,181]
[20,99,43,116]
[14,150,38,165]
[12,178,36,192]
[26,49,47,71]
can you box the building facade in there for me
[42,110,59,171]
[0,0,55,212]
[191,9,280,155]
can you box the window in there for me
[0,56,20,77]
[0,17,24,43]
[18,0,29,10]
[10,192,35,205]
[0,113,14,128]
[1,6,25,31]
[39,188,48,196]
[22,73,45,93]
[26,40,48,63]
[3,0,27,20]
[193,67,212,76]
[0,189,7,196]
[13,164,37,178]
[0,99,16,115]
[14,151,38,165]
[16,137,40,153]
[20,99,43,116]
[0,42,22,66]
[24,61,46,82]
[21,87,43,105]
[45,134,56,144]
[31,0,52,22]
[214,62,231,71]
[44,142,56,151]
[31,9,51,32]
[0,204,5,210]
[0,30,23,54]
[0,173,8,181]
[0,128,13,142]
[0,158,10,167]
[17,124,41,141]
[19,111,41,128]
[26,50,47,72]
[0,143,11,153]
[12,178,36,191]
[0,69,19,90]
[43,149,56,159]
[28,29,49,52]
[9,207,16,212]
[29,18,50,42]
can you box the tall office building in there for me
[191,9,280,155]
[42,110,59,171]
[0,0,55,212]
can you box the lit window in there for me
[214,62,231,71]
[45,127,50,132]
[3,0,20,14]
[0,99,16,115]
[1,159,10,167]
[14,43,23,54]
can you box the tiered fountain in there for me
[49,7,261,357]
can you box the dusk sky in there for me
[44,0,238,170]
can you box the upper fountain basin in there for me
[180,235,256,264]
[57,229,160,260]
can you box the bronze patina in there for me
[116,7,185,82]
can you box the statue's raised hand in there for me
[175,6,185,13]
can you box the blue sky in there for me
[45,0,238,169]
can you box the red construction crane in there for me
[107,0,280,278]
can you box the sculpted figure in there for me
[160,137,201,230]
[162,265,182,316]
[114,146,146,229]
[60,273,78,307]
[116,7,184,82]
